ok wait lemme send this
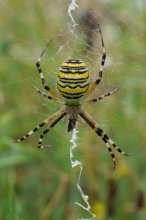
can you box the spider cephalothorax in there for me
[16,25,129,166]
[65,104,80,132]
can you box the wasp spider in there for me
[16,25,129,166]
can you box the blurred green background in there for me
[0,0,146,219]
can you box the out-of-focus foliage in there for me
[0,0,146,219]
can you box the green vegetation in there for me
[0,1,146,219]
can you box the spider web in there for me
[0,0,146,219]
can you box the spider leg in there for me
[38,112,66,148]
[16,108,65,143]
[36,40,60,98]
[84,87,119,103]
[79,109,129,166]
[85,24,106,97]
[34,86,63,104]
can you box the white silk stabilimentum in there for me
[68,0,78,28]
[70,128,96,220]
[68,1,96,218]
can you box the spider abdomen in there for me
[57,58,90,104]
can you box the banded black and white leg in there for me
[16,108,65,143]
[86,24,106,97]
[79,109,129,166]
[85,87,119,103]
[34,86,63,104]
[38,111,66,148]
[36,40,61,99]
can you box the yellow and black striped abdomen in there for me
[57,58,90,105]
